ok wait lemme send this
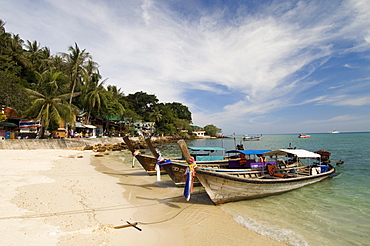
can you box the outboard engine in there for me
[315,150,331,165]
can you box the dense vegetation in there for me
[0,19,220,137]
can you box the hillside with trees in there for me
[0,19,220,138]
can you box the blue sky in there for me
[1,0,370,134]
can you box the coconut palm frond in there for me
[25,88,45,99]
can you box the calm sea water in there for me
[158,132,370,246]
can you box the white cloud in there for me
[333,95,370,106]
[303,114,360,124]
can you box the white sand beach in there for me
[0,149,286,246]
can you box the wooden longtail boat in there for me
[123,136,167,175]
[168,140,272,186]
[195,149,338,204]
[161,141,231,186]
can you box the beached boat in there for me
[243,134,262,141]
[161,145,228,186]
[122,137,239,179]
[298,134,310,138]
[123,136,168,175]
[165,148,272,186]
[195,149,337,204]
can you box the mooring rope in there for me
[1,186,206,226]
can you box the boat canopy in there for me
[187,146,226,161]
[263,149,321,158]
[188,147,225,151]
[226,150,271,155]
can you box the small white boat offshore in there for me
[195,149,337,204]
[243,134,262,141]
[330,130,340,134]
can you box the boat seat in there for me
[228,160,244,168]
[267,164,294,178]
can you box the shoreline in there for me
[1,149,286,245]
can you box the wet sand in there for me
[0,149,286,245]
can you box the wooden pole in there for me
[177,139,193,163]
[123,136,135,153]
[145,138,159,158]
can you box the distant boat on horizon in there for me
[330,130,340,134]
[243,134,262,141]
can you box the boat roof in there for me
[188,146,225,151]
[263,149,321,158]
[226,150,271,155]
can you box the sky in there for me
[1,0,370,135]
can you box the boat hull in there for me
[161,162,200,186]
[162,160,234,186]
[196,167,336,204]
[243,138,261,141]
[134,154,166,175]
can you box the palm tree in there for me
[37,46,53,72]
[33,68,65,95]
[62,43,91,105]
[107,85,124,98]
[8,34,30,71]
[82,73,109,124]
[25,89,80,138]
[0,19,5,34]
[107,85,131,109]
[25,69,80,138]
[25,40,40,53]
[149,106,163,123]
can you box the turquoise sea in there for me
[158,132,370,246]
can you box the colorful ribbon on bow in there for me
[184,158,197,201]
[155,152,172,181]
[131,150,140,168]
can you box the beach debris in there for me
[84,145,94,150]
[96,147,107,152]
[114,221,142,231]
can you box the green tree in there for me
[81,73,108,124]
[25,89,80,138]
[25,40,41,66]
[62,43,91,105]
[0,21,27,76]
[166,102,192,121]
[0,71,30,115]
[148,105,163,123]
[204,124,222,137]
[24,70,80,138]
[107,85,130,110]
[126,91,158,121]
[32,68,68,95]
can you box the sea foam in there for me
[234,215,309,246]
